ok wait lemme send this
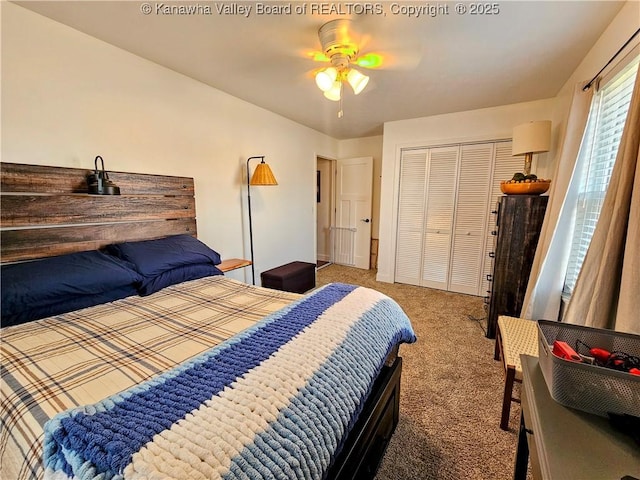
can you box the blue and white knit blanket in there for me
[43,283,416,480]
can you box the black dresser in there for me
[486,195,548,338]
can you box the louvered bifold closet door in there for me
[395,149,428,285]
[422,146,459,290]
[449,143,493,295]
[481,141,525,298]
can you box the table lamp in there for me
[512,121,552,176]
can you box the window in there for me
[563,55,639,299]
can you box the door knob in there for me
[361,218,370,223]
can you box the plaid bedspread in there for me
[1,277,301,480]
[41,282,415,480]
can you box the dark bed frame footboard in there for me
[329,356,402,480]
[1,162,403,479]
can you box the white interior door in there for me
[421,146,459,289]
[395,149,428,285]
[335,156,373,269]
[449,143,493,295]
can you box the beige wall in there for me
[2,3,339,282]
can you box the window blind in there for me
[563,55,639,298]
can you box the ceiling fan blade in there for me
[350,18,425,71]
[374,49,423,70]
[351,48,422,71]
[305,50,331,63]
[354,52,384,69]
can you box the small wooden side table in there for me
[218,258,252,273]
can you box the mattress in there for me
[0,276,300,480]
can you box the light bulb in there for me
[346,68,369,95]
[315,67,338,92]
[324,81,342,101]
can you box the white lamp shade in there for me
[512,120,552,155]
[315,67,338,92]
[346,68,369,95]
[324,81,342,101]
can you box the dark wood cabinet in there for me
[486,195,548,338]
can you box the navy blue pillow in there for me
[138,263,223,296]
[106,235,222,277]
[1,250,142,325]
[1,285,138,328]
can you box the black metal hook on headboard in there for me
[87,156,121,195]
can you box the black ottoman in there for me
[261,261,316,293]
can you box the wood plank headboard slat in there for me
[1,220,197,263]
[1,163,194,196]
[1,163,199,263]
[1,196,196,227]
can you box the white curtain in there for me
[564,71,640,333]
[521,83,594,321]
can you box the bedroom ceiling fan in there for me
[310,19,384,117]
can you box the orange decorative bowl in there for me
[500,180,551,195]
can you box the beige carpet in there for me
[316,265,524,480]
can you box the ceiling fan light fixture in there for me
[346,68,369,95]
[315,67,338,92]
[324,81,342,101]
[313,19,375,116]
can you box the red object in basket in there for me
[590,347,612,363]
[553,341,582,362]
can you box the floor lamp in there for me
[246,156,278,285]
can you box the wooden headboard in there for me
[1,163,197,263]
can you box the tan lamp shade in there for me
[512,120,552,156]
[250,161,278,186]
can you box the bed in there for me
[0,162,416,480]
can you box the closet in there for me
[395,140,523,297]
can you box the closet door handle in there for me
[489,252,495,258]
[486,274,493,282]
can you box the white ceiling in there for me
[15,1,625,139]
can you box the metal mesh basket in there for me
[537,320,640,417]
